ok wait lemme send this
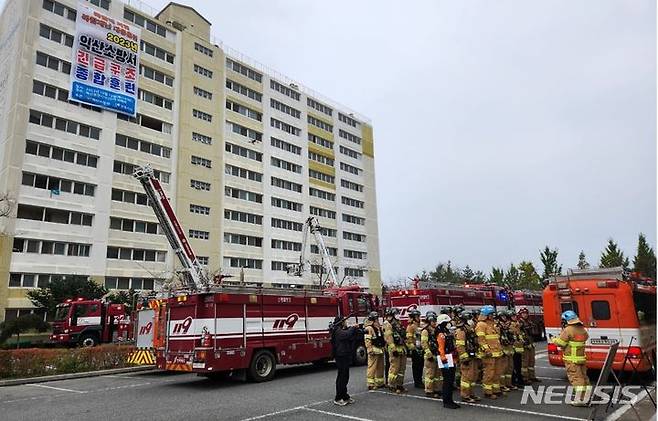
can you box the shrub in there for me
[0,344,135,379]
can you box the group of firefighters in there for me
[363,305,542,409]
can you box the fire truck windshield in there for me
[54,304,70,321]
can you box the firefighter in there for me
[553,310,590,406]
[475,305,505,399]
[436,313,460,409]
[421,311,441,398]
[364,311,385,390]
[406,309,424,388]
[510,311,528,387]
[383,308,407,393]
[497,310,515,391]
[455,310,481,403]
[518,308,540,383]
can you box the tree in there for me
[489,267,504,284]
[0,314,50,348]
[472,270,486,284]
[633,233,656,279]
[428,261,461,284]
[0,193,13,218]
[577,251,590,270]
[461,265,475,283]
[600,239,629,269]
[517,261,542,290]
[503,264,520,289]
[26,276,107,318]
[540,246,562,280]
[105,289,136,312]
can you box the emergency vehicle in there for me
[544,267,656,372]
[132,166,376,381]
[50,298,131,346]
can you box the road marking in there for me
[536,354,548,360]
[537,376,565,381]
[605,385,653,421]
[240,405,310,421]
[27,384,87,394]
[373,390,588,421]
[536,349,549,355]
[302,407,375,421]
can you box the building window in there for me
[343,231,366,242]
[225,164,262,182]
[42,0,76,21]
[107,246,166,262]
[226,58,262,82]
[189,230,210,240]
[340,179,363,192]
[308,133,333,150]
[224,209,262,225]
[339,129,361,145]
[271,118,301,136]
[13,237,90,256]
[139,89,173,110]
[197,256,209,266]
[123,8,167,38]
[271,197,303,212]
[271,98,301,119]
[224,233,262,247]
[194,86,213,100]
[29,109,100,140]
[311,244,337,256]
[193,109,213,122]
[308,115,333,133]
[22,172,95,197]
[225,257,262,269]
[309,169,335,184]
[194,42,214,57]
[271,137,301,155]
[341,196,364,209]
[114,161,170,183]
[225,187,262,203]
[343,213,365,225]
[87,0,110,10]
[308,151,334,167]
[39,23,74,47]
[9,273,86,289]
[18,204,93,226]
[345,268,365,277]
[270,79,300,100]
[115,134,171,158]
[271,157,302,174]
[117,113,172,134]
[344,249,367,260]
[193,64,213,79]
[227,121,263,142]
[33,80,101,112]
[36,51,71,75]
[271,176,302,193]
[191,155,212,168]
[225,142,262,161]
[192,132,212,145]
[25,139,98,168]
[226,79,262,102]
[307,98,333,116]
[310,206,336,219]
[140,65,174,86]
[271,218,303,231]
[309,187,335,201]
[338,112,359,128]
[109,217,159,234]
[190,179,211,191]
[111,188,149,206]
[340,162,362,176]
[226,100,262,121]
[272,261,295,271]
[339,145,362,160]
[271,239,302,252]
[139,40,174,63]
[190,204,210,215]
[105,277,156,291]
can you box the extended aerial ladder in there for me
[287,216,339,288]
[133,165,209,291]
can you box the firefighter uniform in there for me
[364,319,385,389]
[420,321,441,396]
[519,311,539,382]
[455,319,480,402]
[553,312,590,406]
[384,318,407,392]
[510,317,527,386]
[475,307,504,399]
[499,316,515,391]
[405,313,424,388]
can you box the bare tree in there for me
[0,193,14,218]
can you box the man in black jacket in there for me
[331,316,357,406]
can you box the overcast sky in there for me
[11,0,656,280]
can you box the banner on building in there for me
[69,3,141,116]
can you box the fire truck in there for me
[50,297,131,347]
[544,267,656,372]
[132,166,376,381]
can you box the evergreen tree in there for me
[540,246,562,280]
[26,276,107,319]
[577,251,590,270]
[504,264,520,289]
[633,233,656,279]
[489,267,504,284]
[473,270,486,283]
[600,239,629,269]
[518,261,542,290]
[461,265,475,283]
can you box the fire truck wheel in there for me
[353,344,367,366]
[248,350,276,382]
[79,333,98,347]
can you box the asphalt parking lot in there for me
[0,344,653,421]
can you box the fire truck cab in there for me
[50,298,130,347]
[544,267,656,372]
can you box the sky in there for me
[9,0,656,281]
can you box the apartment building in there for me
[0,0,380,322]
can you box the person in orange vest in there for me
[552,310,590,407]
[436,314,460,409]
[475,305,505,399]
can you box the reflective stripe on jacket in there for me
[475,318,503,357]
[553,324,589,364]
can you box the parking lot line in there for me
[302,407,376,421]
[27,384,87,394]
[372,390,588,421]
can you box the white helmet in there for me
[436,314,451,325]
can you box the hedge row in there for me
[0,344,135,379]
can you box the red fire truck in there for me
[132,166,377,381]
[544,267,656,372]
[50,297,131,347]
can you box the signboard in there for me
[136,308,155,349]
[69,3,141,116]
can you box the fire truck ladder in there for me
[133,165,209,291]
[287,216,339,288]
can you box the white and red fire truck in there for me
[50,297,131,346]
[132,166,376,381]
[544,267,656,372]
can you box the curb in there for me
[0,365,157,387]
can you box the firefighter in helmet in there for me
[406,309,424,388]
[421,311,441,398]
[518,307,540,383]
[364,311,385,389]
[436,313,460,409]
[455,310,481,403]
[553,310,590,406]
[510,310,528,387]
[383,307,407,393]
[496,310,515,392]
[475,305,505,399]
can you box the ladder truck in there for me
[286,216,339,288]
